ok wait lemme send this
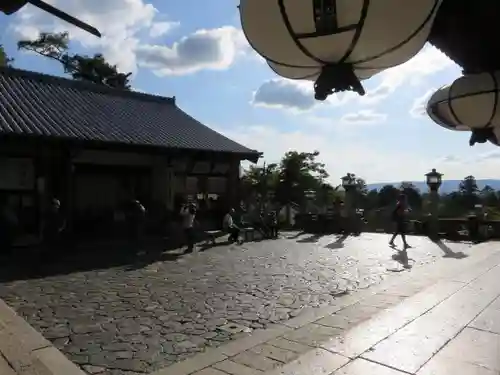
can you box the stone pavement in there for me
[160,241,500,375]
[0,233,497,375]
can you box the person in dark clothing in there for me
[180,202,197,252]
[42,198,66,254]
[389,194,410,248]
[268,211,279,238]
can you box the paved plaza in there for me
[0,233,494,375]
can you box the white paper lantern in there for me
[240,0,442,100]
[427,71,500,131]
[488,127,500,147]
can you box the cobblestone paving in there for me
[0,233,475,375]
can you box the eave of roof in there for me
[0,67,261,162]
[429,0,500,73]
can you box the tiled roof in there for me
[0,67,260,159]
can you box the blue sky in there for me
[1,0,499,183]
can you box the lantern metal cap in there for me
[341,173,357,187]
[425,168,443,190]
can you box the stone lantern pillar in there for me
[425,168,442,240]
[341,173,357,233]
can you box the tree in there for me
[276,151,329,205]
[480,185,499,207]
[377,184,400,208]
[18,32,131,89]
[240,163,278,203]
[459,175,479,195]
[458,175,479,209]
[353,176,368,207]
[0,45,13,67]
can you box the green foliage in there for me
[17,32,131,89]
[241,155,499,220]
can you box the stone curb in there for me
[152,244,500,375]
[0,299,86,375]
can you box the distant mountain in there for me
[366,179,500,194]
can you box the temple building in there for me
[0,67,260,242]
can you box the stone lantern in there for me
[425,168,442,239]
[341,173,358,231]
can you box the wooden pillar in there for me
[151,155,172,210]
[226,157,240,209]
[63,147,75,237]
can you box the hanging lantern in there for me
[427,71,500,130]
[427,71,500,146]
[239,0,442,100]
[487,127,500,147]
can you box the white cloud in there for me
[136,26,248,76]
[341,110,387,125]
[11,0,162,73]
[149,21,180,38]
[214,124,432,183]
[252,79,316,111]
[410,88,436,118]
[213,124,500,183]
[252,44,455,112]
[10,1,251,76]
[433,148,500,180]
[364,45,455,104]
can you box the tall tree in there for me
[377,184,400,208]
[459,175,479,196]
[276,150,329,205]
[480,185,499,207]
[353,176,368,207]
[18,32,131,89]
[0,45,13,67]
[458,175,479,209]
[240,163,278,202]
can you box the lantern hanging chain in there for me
[314,64,365,100]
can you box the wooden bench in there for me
[205,230,224,245]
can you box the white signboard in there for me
[0,158,34,191]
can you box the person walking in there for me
[180,202,197,253]
[389,193,411,248]
[223,208,241,244]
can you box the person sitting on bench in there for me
[223,208,241,244]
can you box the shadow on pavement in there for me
[326,234,349,249]
[391,249,414,270]
[0,239,193,283]
[433,239,469,259]
[286,231,305,239]
[296,234,324,243]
